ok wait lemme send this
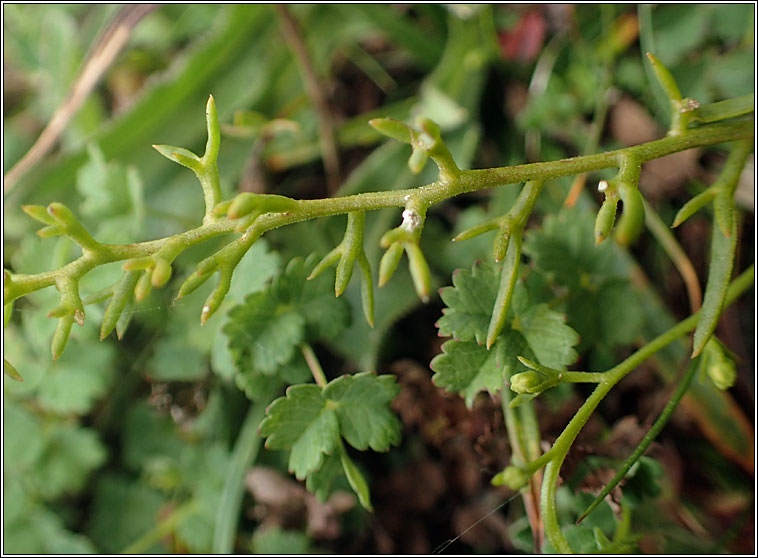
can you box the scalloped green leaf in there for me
[524,207,643,353]
[322,372,402,452]
[436,260,501,344]
[259,372,402,481]
[431,261,579,407]
[224,256,349,376]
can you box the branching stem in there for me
[6,119,751,311]
[539,265,754,552]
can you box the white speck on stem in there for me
[401,209,421,231]
[598,180,608,192]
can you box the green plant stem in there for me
[643,198,702,312]
[540,265,754,553]
[576,355,698,524]
[560,371,607,383]
[6,120,752,311]
[500,364,544,551]
[212,393,272,553]
[120,500,198,554]
[301,343,327,387]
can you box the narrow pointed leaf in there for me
[578,357,698,524]
[4,358,23,381]
[378,242,404,287]
[357,253,375,327]
[21,204,57,225]
[672,187,716,227]
[692,211,738,357]
[337,441,373,511]
[486,234,522,348]
[368,117,412,143]
[405,243,431,302]
[594,195,618,244]
[51,315,75,360]
[307,246,342,281]
[101,270,139,340]
[152,145,201,171]
[646,52,682,102]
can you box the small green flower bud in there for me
[702,338,737,391]
[708,360,737,391]
[510,371,543,394]
[492,465,530,491]
[228,193,297,220]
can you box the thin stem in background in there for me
[301,343,327,387]
[643,198,702,313]
[3,5,159,194]
[212,391,273,553]
[274,4,341,194]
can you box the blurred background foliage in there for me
[2,4,754,553]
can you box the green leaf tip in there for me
[646,52,682,102]
[152,144,202,171]
[204,94,220,162]
[4,358,24,382]
[594,193,619,245]
[101,271,139,340]
[368,117,412,144]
